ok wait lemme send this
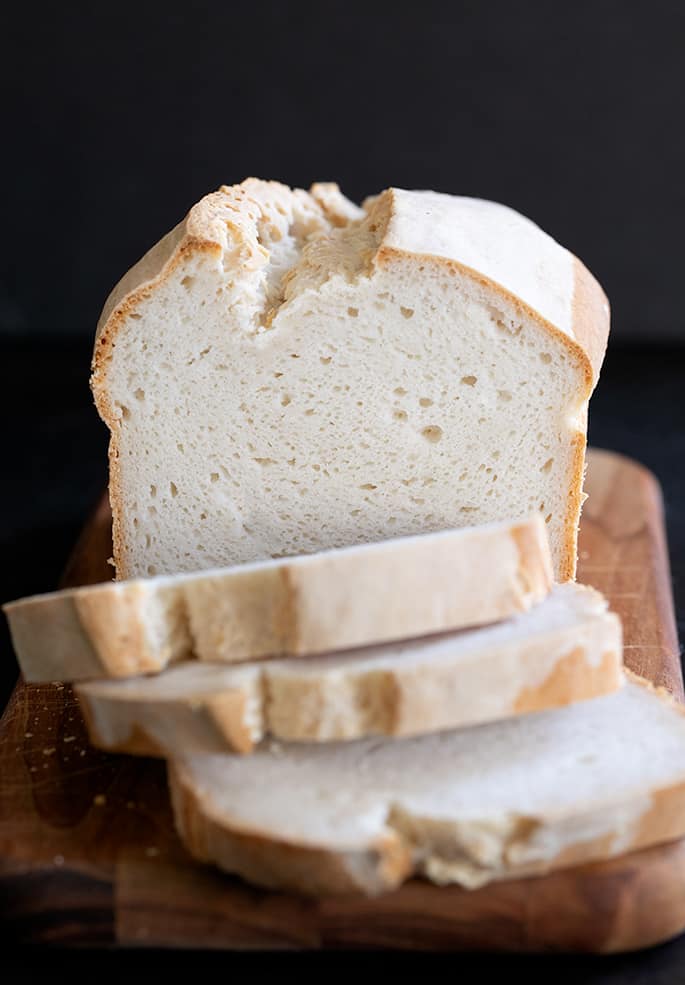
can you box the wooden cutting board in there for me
[0,448,683,952]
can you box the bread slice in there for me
[169,675,685,896]
[75,583,622,755]
[4,516,552,682]
[91,179,609,582]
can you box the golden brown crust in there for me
[514,647,622,715]
[74,583,158,677]
[561,429,588,582]
[510,520,555,597]
[205,690,258,755]
[77,694,168,757]
[571,256,611,386]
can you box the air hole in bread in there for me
[180,276,195,290]
[461,376,477,387]
[541,458,554,473]
[394,410,408,422]
[169,482,178,498]
[421,426,443,443]
[347,307,359,318]
[419,397,433,407]
[400,306,414,319]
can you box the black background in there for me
[2,0,685,341]
[2,1,685,973]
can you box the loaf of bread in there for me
[75,583,622,755]
[91,179,609,581]
[169,675,685,896]
[4,517,552,681]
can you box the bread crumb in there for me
[25,732,33,738]
[53,855,64,866]
[94,794,106,806]
[64,736,76,743]
[145,847,159,857]
[43,747,56,756]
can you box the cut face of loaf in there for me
[91,179,609,581]
[169,676,685,897]
[3,517,552,681]
[76,584,622,755]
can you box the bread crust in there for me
[90,180,609,580]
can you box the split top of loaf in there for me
[4,516,552,681]
[91,179,609,582]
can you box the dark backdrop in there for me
[2,6,685,972]
[3,0,685,341]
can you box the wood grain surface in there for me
[0,448,683,952]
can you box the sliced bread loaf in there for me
[91,178,609,582]
[4,516,552,681]
[76,583,622,755]
[169,675,685,896]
